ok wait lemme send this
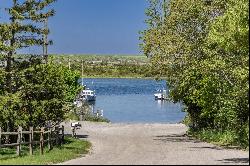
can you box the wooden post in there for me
[29,127,33,155]
[58,127,61,146]
[5,122,10,144]
[58,126,62,146]
[52,127,54,148]
[17,126,22,156]
[0,127,2,148]
[48,127,52,150]
[72,126,75,138]
[61,125,64,144]
[40,127,44,155]
[55,126,58,145]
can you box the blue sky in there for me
[0,0,148,55]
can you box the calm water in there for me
[81,78,186,123]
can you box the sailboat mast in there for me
[81,60,84,87]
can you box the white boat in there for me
[154,89,168,100]
[154,92,164,100]
[79,77,96,102]
[80,89,96,101]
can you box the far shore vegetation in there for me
[52,54,153,79]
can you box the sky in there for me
[0,0,149,55]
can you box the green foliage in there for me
[0,93,23,128]
[65,111,80,121]
[65,103,110,123]
[61,66,83,102]
[83,113,110,123]
[141,0,249,148]
[0,68,5,95]
[48,54,152,78]
[0,60,82,129]
[0,0,77,132]
[0,0,56,52]
[188,127,249,149]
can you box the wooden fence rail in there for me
[0,125,64,156]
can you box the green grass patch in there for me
[65,111,110,123]
[0,137,91,165]
[84,113,110,123]
[187,129,249,150]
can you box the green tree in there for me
[0,0,56,93]
[0,60,82,129]
[140,0,249,147]
[0,0,56,130]
[203,0,249,144]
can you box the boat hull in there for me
[83,95,96,101]
[154,93,164,100]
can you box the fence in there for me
[0,125,64,156]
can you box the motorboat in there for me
[154,92,164,100]
[80,89,96,101]
[154,89,168,100]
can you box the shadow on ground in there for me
[217,158,249,164]
[154,134,224,151]
[65,134,89,139]
[153,134,201,143]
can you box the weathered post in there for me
[55,126,59,145]
[17,126,22,156]
[61,125,64,144]
[58,126,61,146]
[0,127,2,148]
[40,127,44,155]
[29,127,33,155]
[48,127,52,150]
[72,126,76,138]
[57,126,61,145]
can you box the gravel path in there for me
[58,121,249,165]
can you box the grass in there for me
[0,137,91,165]
[65,111,110,123]
[84,113,110,123]
[187,129,249,150]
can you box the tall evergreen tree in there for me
[0,0,56,93]
[0,0,56,133]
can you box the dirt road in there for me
[58,122,249,165]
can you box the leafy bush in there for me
[0,61,82,130]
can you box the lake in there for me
[81,78,186,124]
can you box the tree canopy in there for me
[0,0,82,131]
[141,0,249,147]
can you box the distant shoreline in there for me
[80,76,167,80]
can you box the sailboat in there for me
[80,81,96,102]
[79,63,96,102]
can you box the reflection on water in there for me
[156,100,166,109]
[82,78,186,123]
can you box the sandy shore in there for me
[58,121,249,165]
